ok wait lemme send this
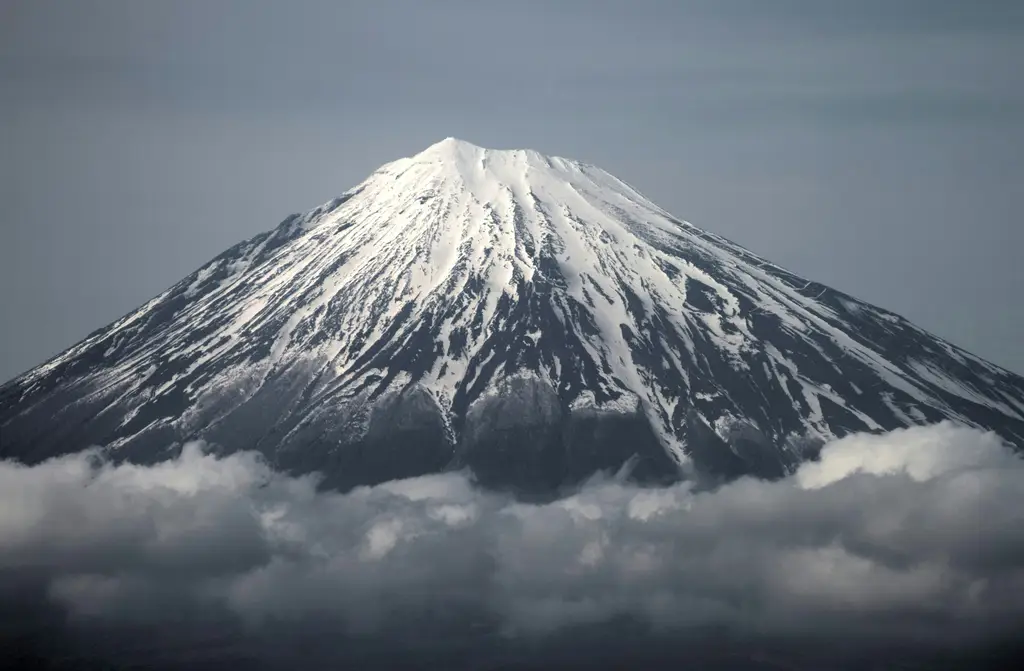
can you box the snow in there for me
[569,390,641,415]
[12,137,1024,469]
[909,360,1023,421]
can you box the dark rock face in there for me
[563,402,679,486]
[456,376,680,498]
[458,376,567,496]
[679,411,805,483]
[342,386,454,489]
[273,385,455,492]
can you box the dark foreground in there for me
[5,598,1022,671]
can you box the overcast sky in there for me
[1,0,1022,381]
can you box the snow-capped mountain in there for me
[2,138,1023,493]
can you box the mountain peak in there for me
[415,136,487,163]
[423,136,481,152]
[412,137,552,168]
[363,138,649,234]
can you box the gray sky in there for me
[2,0,1022,381]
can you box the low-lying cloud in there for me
[3,422,1023,667]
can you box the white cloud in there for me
[796,422,1016,487]
[1,422,1022,664]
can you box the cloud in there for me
[2,422,1023,667]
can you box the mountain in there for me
[2,138,1023,494]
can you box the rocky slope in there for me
[3,138,1023,494]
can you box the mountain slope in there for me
[3,138,1023,493]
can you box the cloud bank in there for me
[2,422,1023,667]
